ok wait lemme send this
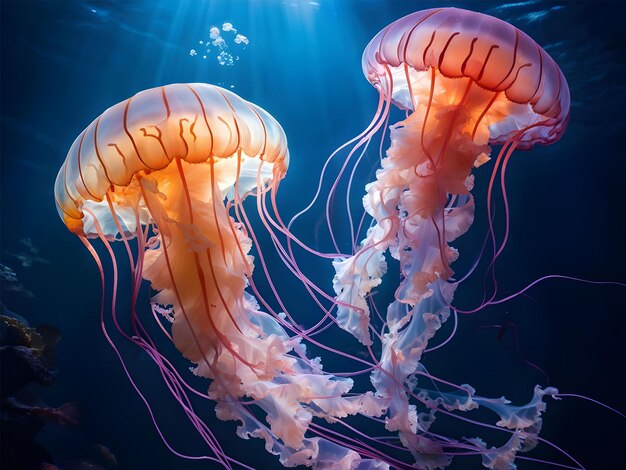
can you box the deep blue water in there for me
[1,1,625,469]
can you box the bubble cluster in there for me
[217,51,234,66]
[189,21,249,66]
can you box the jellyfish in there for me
[54,84,388,469]
[53,11,610,470]
[301,7,574,469]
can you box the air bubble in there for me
[234,34,249,45]
[222,22,237,33]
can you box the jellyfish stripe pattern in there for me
[54,8,584,470]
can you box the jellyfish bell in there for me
[364,7,570,148]
[55,84,383,469]
[55,83,288,237]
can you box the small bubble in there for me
[203,55,207,59]
[199,40,203,45]
[189,49,197,56]
[234,34,249,45]
[210,27,220,39]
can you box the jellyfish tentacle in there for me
[346,130,378,252]
[105,193,136,272]
[80,216,236,469]
[325,113,388,254]
[138,158,375,464]
[418,65,438,173]
[287,92,388,254]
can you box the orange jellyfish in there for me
[320,7,572,469]
[54,84,384,469]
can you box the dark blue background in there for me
[1,1,625,469]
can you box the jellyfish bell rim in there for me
[362,7,571,149]
[54,83,290,238]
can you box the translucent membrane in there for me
[363,7,570,148]
[54,83,288,235]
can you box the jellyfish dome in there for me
[55,83,288,234]
[55,84,385,469]
[363,7,570,148]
